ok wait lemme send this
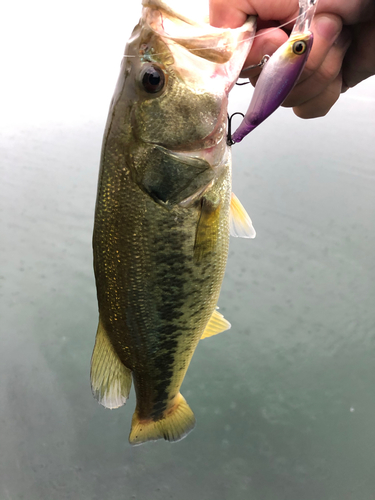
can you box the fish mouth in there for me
[156,117,228,172]
[199,106,228,151]
[156,101,228,160]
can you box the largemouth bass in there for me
[91,0,256,445]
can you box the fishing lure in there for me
[231,0,318,143]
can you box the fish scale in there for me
[95,165,231,417]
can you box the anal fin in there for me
[201,308,231,339]
[90,318,132,409]
[230,192,256,238]
[129,393,196,446]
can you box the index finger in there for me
[209,0,299,28]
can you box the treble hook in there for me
[235,55,271,86]
[241,54,270,73]
[227,112,245,146]
[228,55,270,144]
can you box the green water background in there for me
[1,1,375,498]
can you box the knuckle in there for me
[293,77,341,119]
[317,59,341,84]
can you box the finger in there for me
[210,0,375,29]
[209,0,255,28]
[282,27,351,108]
[295,13,342,86]
[316,0,375,24]
[239,27,289,79]
[242,14,342,95]
[342,18,375,88]
[293,73,343,118]
[209,0,299,28]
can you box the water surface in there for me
[1,1,375,499]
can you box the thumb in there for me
[209,0,254,28]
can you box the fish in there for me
[91,0,257,445]
[232,0,318,143]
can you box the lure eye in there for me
[140,64,166,94]
[292,40,307,55]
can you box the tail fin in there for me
[129,393,196,445]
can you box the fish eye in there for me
[292,40,307,55]
[140,64,166,94]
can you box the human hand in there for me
[209,0,375,118]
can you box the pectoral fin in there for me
[90,318,132,409]
[193,193,221,262]
[201,308,231,339]
[230,192,256,238]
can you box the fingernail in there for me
[314,14,342,43]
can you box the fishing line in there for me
[121,5,315,60]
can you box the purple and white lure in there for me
[231,0,318,143]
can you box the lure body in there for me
[232,0,318,143]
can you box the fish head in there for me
[117,0,256,167]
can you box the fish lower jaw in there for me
[168,121,229,170]
[201,119,227,150]
[176,138,229,170]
